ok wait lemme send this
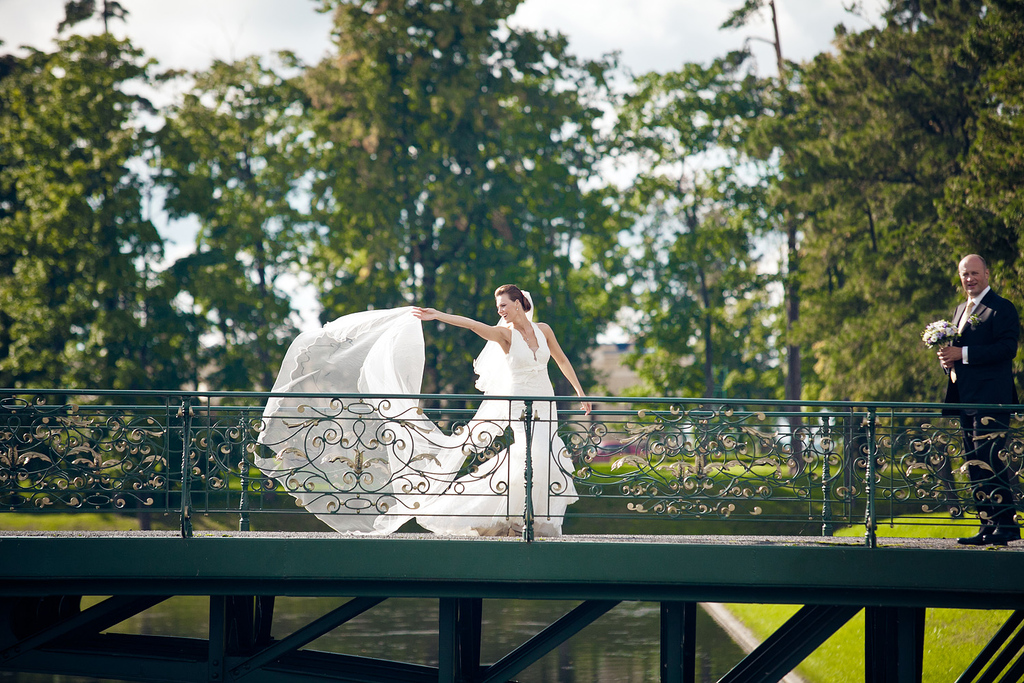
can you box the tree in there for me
[721,0,803,405]
[155,56,308,391]
[613,54,783,399]
[300,0,622,396]
[940,0,1024,339]
[58,0,128,34]
[0,28,194,390]
[769,0,991,401]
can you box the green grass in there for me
[0,512,236,532]
[844,512,977,538]
[724,603,1011,682]
[721,514,1012,682]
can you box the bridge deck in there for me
[2,532,1022,610]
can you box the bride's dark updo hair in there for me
[494,284,531,312]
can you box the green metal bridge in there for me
[1,389,1023,682]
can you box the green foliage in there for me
[720,0,770,31]
[155,57,307,390]
[766,0,1012,401]
[5,0,1024,407]
[302,0,622,394]
[940,0,1024,312]
[58,0,128,34]
[0,33,196,390]
[613,54,784,399]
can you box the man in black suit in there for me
[938,254,1021,545]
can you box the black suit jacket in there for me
[942,289,1020,414]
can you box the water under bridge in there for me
[1,389,1022,683]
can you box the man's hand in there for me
[938,345,963,369]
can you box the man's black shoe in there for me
[985,527,1021,546]
[957,530,991,546]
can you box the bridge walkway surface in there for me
[1,531,1023,683]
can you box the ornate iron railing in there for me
[1,390,1020,545]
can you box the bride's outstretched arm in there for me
[413,307,511,350]
[539,323,592,415]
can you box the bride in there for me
[255,285,590,537]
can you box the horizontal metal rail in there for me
[1,389,1020,545]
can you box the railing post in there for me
[821,415,834,537]
[238,415,251,533]
[523,399,535,542]
[180,397,194,539]
[865,407,877,549]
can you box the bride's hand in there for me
[580,399,592,415]
[412,307,439,321]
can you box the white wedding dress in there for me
[255,307,578,536]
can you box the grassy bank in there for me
[723,514,1012,682]
[0,512,236,532]
[724,603,1010,682]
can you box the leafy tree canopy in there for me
[0,32,196,390]
[301,0,623,395]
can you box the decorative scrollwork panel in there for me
[0,396,174,512]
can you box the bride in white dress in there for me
[255,285,590,537]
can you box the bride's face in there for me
[495,294,518,322]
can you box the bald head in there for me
[958,254,990,298]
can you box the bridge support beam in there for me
[478,599,619,683]
[957,610,1024,683]
[865,606,925,683]
[439,597,482,683]
[660,601,696,683]
[718,604,861,683]
[0,595,168,660]
[1,535,1023,682]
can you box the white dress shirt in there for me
[960,285,990,365]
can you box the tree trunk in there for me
[771,0,804,467]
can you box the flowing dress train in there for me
[255,307,578,536]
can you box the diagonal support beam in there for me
[997,647,1024,683]
[956,610,1024,683]
[0,595,169,664]
[229,596,385,679]
[969,611,1024,683]
[719,604,861,683]
[479,600,619,683]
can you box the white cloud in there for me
[3,0,880,75]
[0,0,334,69]
[510,0,880,76]
[123,0,335,70]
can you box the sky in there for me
[0,0,882,331]
[1,0,882,76]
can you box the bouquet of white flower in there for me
[922,320,958,348]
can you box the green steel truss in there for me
[0,534,1023,682]
[2,389,1024,681]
